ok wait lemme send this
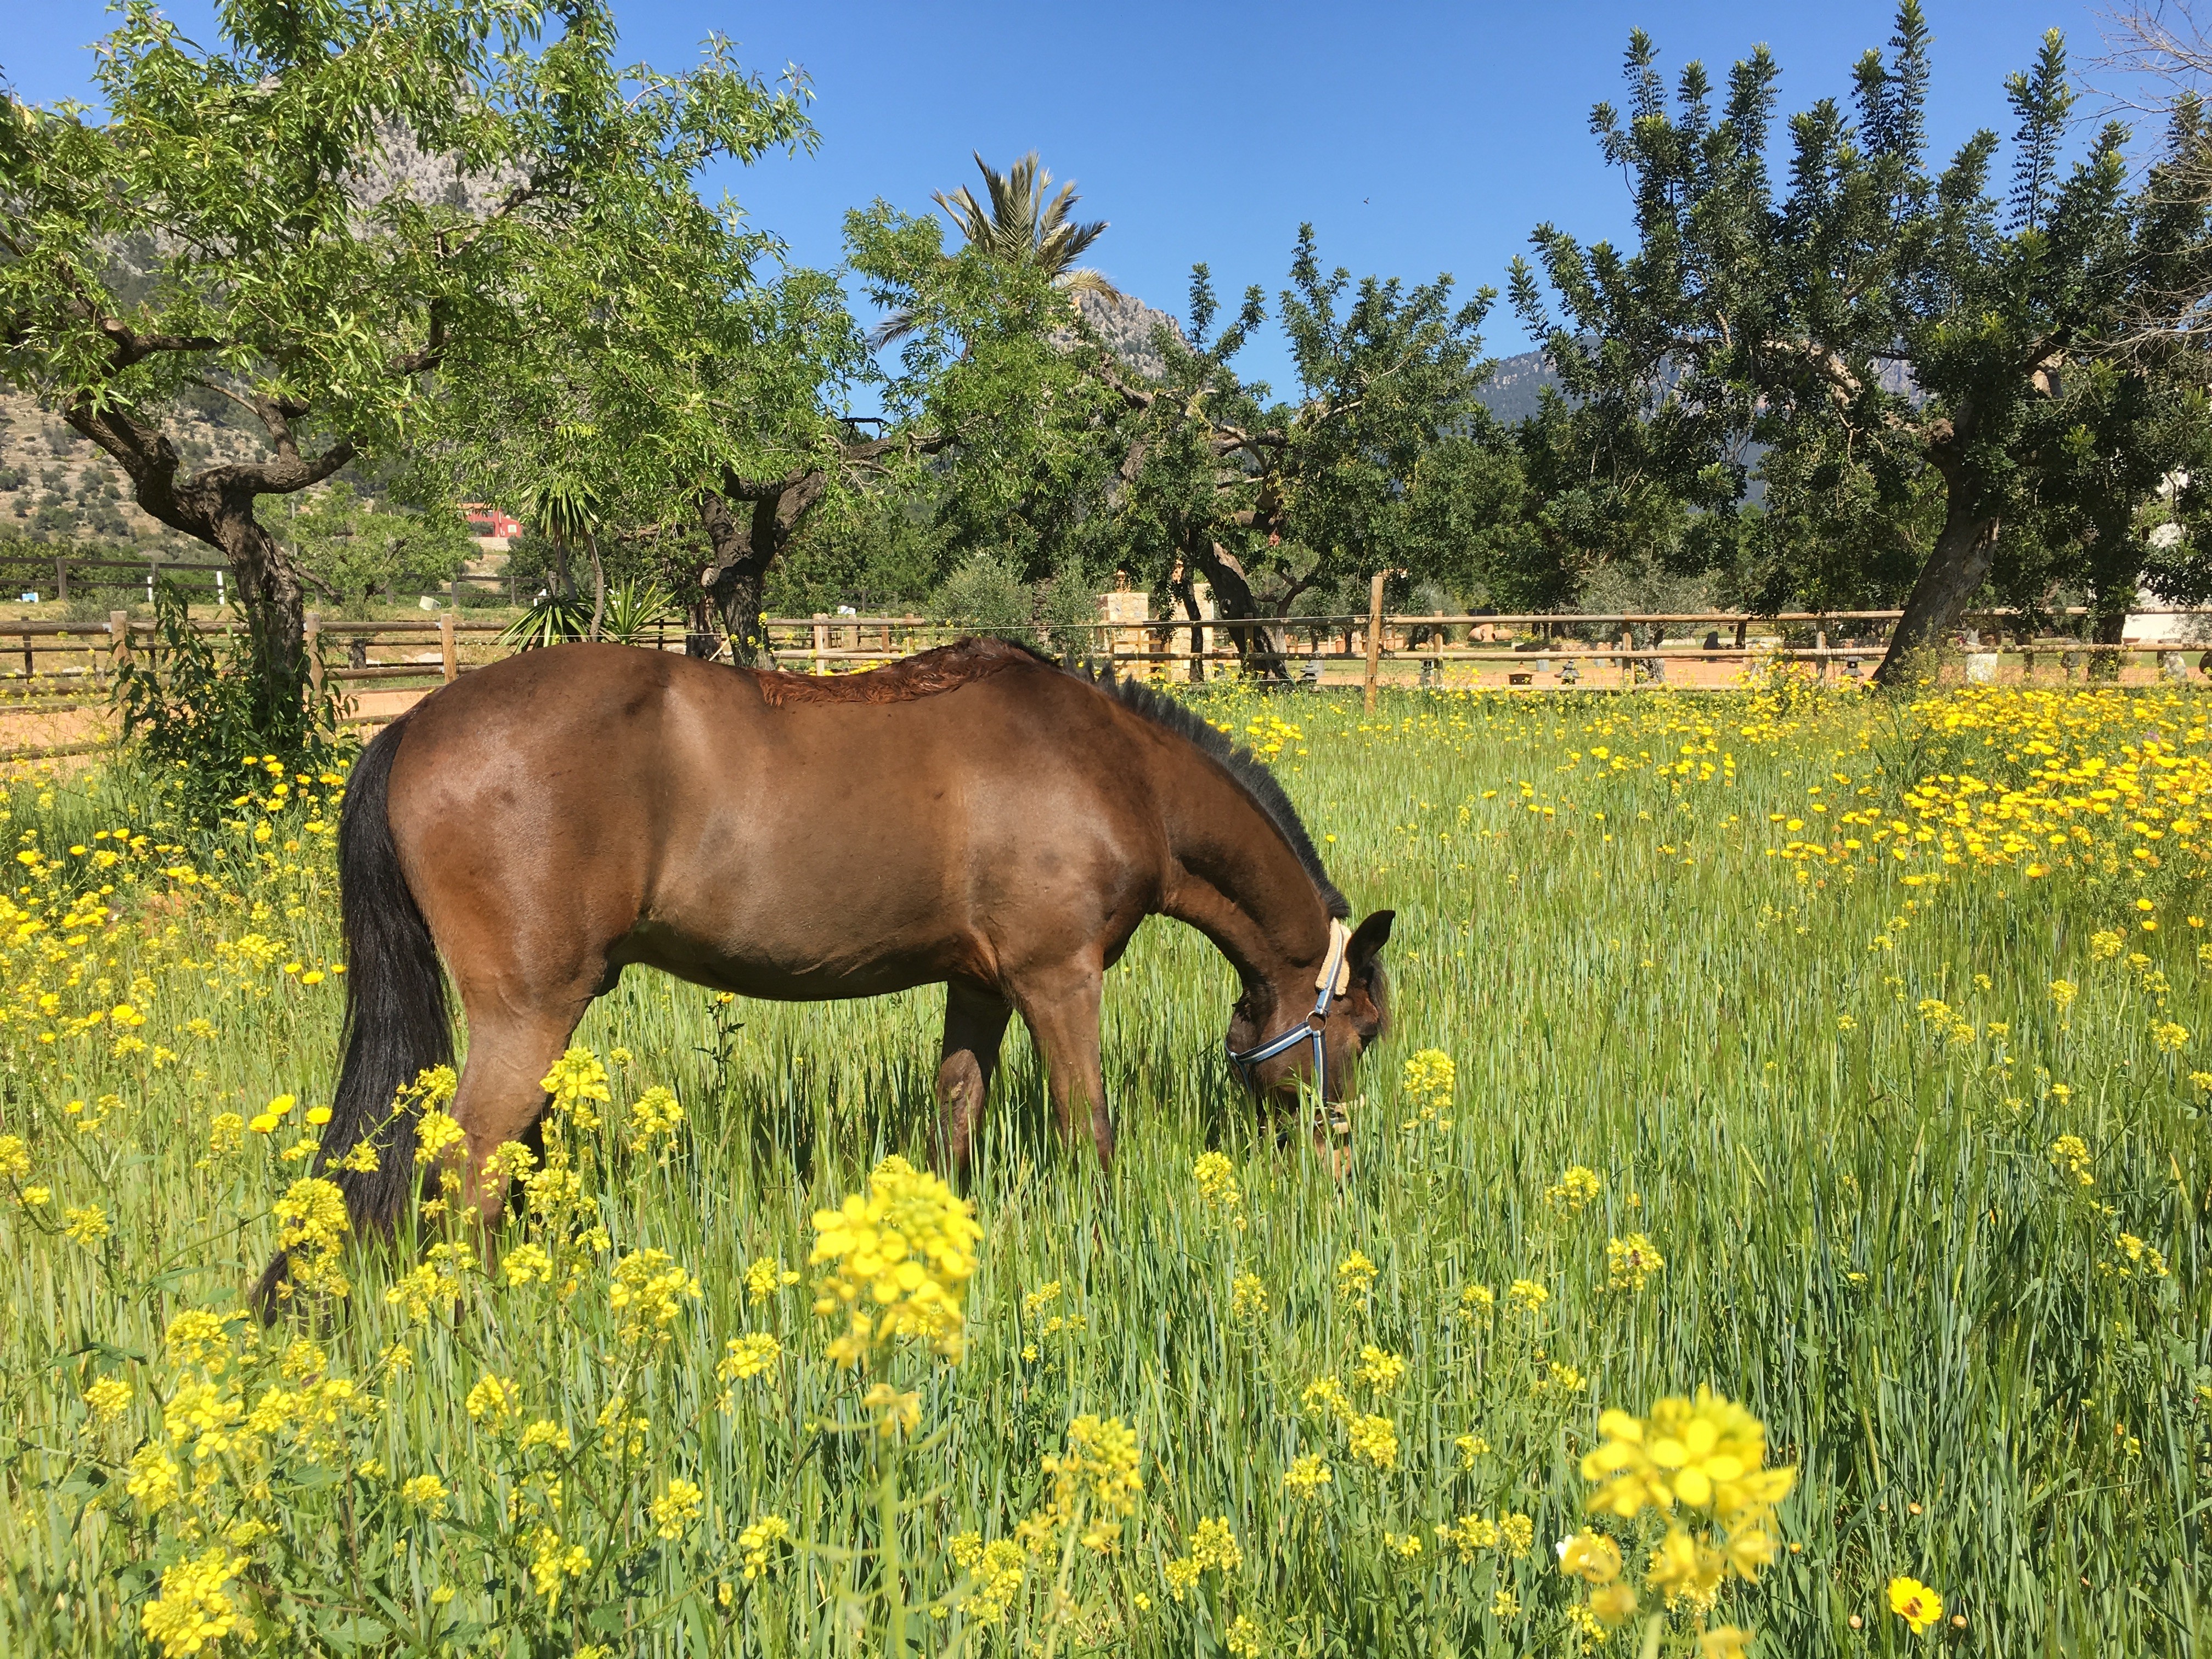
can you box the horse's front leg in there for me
[935,978,1012,1183]
[1011,962,1112,1171]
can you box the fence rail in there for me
[2,602,2210,765]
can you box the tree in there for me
[0,0,810,718]
[872,151,1119,347]
[283,483,471,612]
[1512,5,2212,679]
[1098,230,1505,675]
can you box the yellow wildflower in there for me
[650,1479,705,1539]
[1607,1233,1666,1291]
[1335,1250,1378,1299]
[139,1548,249,1658]
[738,1514,792,1580]
[1544,1164,1605,1210]
[809,1154,981,1366]
[1353,1345,1406,1391]
[1888,1576,1943,1635]
[744,1256,799,1302]
[1283,1453,1332,1499]
[400,1474,449,1517]
[1347,1413,1398,1470]
[83,1377,132,1425]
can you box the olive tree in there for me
[0,0,809,716]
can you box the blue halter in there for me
[1227,919,1352,1131]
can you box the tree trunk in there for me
[585,531,607,642]
[1168,563,1206,685]
[217,505,311,719]
[551,533,575,602]
[2088,580,2134,681]
[62,395,342,730]
[1872,489,1998,685]
[695,490,777,665]
[1187,537,1290,680]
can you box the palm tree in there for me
[874,151,1120,345]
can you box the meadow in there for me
[0,669,2204,1657]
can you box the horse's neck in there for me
[1154,763,1330,992]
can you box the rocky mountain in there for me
[1474,349,1562,422]
[1071,290,1188,380]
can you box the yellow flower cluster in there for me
[1282,1453,1332,1500]
[1193,1150,1246,1230]
[2049,1134,2094,1187]
[625,1085,684,1154]
[1401,1047,1455,1126]
[1163,1515,1243,1600]
[1607,1233,1666,1291]
[809,1154,982,1366]
[1435,1510,1531,1562]
[738,1514,791,1580]
[608,1248,702,1346]
[1020,1414,1143,1556]
[745,1256,799,1302]
[1335,1250,1378,1299]
[1544,1164,1605,1211]
[949,1531,1026,1623]
[139,1547,250,1658]
[1568,1387,1795,1634]
[539,1047,611,1133]
[649,1479,704,1540]
[269,1176,349,1301]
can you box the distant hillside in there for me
[1474,349,1562,422]
[1070,290,1187,380]
[0,388,251,549]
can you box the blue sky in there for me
[5,1,2126,392]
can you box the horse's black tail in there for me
[253,715,451,1314]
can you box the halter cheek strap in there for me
[1227,919,1353,1133]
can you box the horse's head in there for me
[1227,910,1393,1149]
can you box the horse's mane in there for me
[748,635,1347,919]
[750,635,1043,707]
[1087,669,1350,921]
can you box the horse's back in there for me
[382,644,1165,997]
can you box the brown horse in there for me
[262,637,1390,1299]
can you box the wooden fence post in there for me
[1363,572,1386,712]
[54,555,67,605]
[109,610,130,681]
[812,613,829,674]
[305,610,324,701]
[19,630,31,684]
[1815,618,1828,682]
[439,612,458,683]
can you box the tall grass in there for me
[0,679,2204,1657]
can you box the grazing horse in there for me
[260,637,1390,1301]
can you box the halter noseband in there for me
[1227,919,1353,1133]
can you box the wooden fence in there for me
[1,598,2209,765]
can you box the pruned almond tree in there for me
[0,0,810,717]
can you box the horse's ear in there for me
[1347,910,1394,975]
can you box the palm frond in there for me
[933,151,1113,286]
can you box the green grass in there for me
[0,680,2204,1657]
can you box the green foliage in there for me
[1508,3,2212,667]
[276,484,470,614]
[498,595,594,652]
[1,685,2207,1654]
[1,0,814,692]
[927,552,1033,639]
[599,578,680,646]
[112,583,347,823]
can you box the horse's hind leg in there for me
[1009,962,1112,1171]
[447,992,595,1222]
[936,979,1013,1182]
